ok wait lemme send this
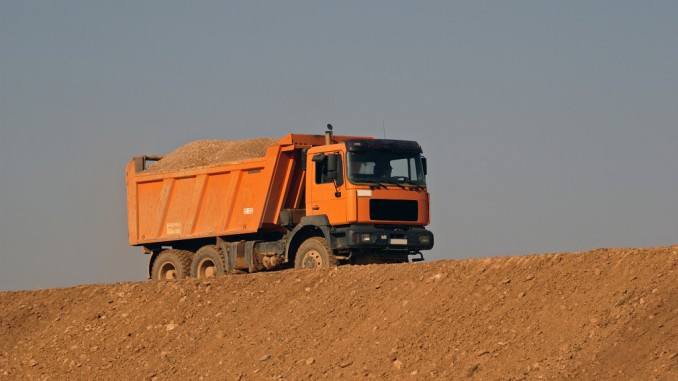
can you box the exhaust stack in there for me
[325,123,333,145]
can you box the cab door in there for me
[306,150,348,225]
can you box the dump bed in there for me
[126,134,367,246]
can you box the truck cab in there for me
[297,137,434,266]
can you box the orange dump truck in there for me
[126,127,434,280]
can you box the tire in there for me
[294,237,338,269]
[151,249,193,280]
[191,245,226,279]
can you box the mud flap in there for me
[219,240,246,273]
[410,252,425,262]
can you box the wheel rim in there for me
[159,262,177,280]
[302,250,323,269]
[197,258,216,278]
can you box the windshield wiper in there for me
[386,177,425,191]
[380,180,408,190]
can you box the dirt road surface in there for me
[1,246,676,380]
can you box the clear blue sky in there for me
[1,1,677,291]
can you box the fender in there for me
[284,215,333,261]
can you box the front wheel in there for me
[294,237,338,269]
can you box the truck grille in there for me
[369,200,418,221]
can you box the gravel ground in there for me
[1,246,677,380]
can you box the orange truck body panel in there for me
[126,134,371,246]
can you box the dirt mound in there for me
[1,246,677,380]
[143,137,279,174]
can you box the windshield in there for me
[347,150,426,186]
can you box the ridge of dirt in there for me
[143,137,279,174]
[1,246,677,380]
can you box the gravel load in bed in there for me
[143,137,278,174]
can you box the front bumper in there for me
[331,225,434,252]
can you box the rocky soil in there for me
[1,246,677,380]
[143,137,279,174]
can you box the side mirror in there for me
[327,154,338,180]
[422,157,428,175]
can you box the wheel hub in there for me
[198,258,216,278]
[302,250,322,269]
[159,263,177,280]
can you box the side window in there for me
[315,154,344,186]
[315,157,327,184]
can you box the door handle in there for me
[312,205,320,210]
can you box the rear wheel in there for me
[151,250,193,280]
[295,237,337,269]
[191,245,226,279]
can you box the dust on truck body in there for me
[126,129,434,280]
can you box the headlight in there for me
[419,235,431,244]
[361,233,372,242]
